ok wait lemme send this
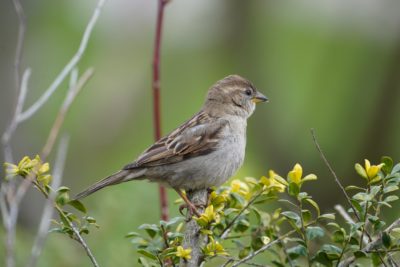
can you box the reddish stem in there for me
[152,0,169,221]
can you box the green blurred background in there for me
[1,0,400,266]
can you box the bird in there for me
[75,75,268,216]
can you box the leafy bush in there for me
[127,157,400,266]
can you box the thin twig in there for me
[67,216,100,267]
[311,129,361,221]
[11,0,26,93]
[2,68,31,267]
[17,0,107,123]
[27,136,69,267]
[338,218,400,267]
[41,68,94,158]
[220,190,265,239]
[152,0,170,221]
[2,68,31,162]
[229,229,297,267]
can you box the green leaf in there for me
[373,220,386,231]
[251,206,271,227]
[306,226,324,240]
[57,186,70,193]
[371,252,381,266]
[392,163,400,175]
[160,216,184,228]
[304,198,320,217]
[382,231,391,248]
[55,191,70,206]
[381,156,393,174]
[370,185,382,197]
[352,192,372,202]
[312,251,332,267]
[350,199,363,215]
[234,219,250,232]
[281,211,301,227]
[138,224,159,238]
[384,195,399,203]
[349,222,364,236]
[84,216,97,224]
[320,244,342,260]
[302,209,312,224]
[238,247,250,259]
[253,195,277,205]
[287,245,307,259]
[138,257,150,267]
[137,249,158,260]
[319,213,335,220]
[230,192,246,207]
[130,237,148,246]
[288,182,300,196]
[345,185,365,191]
[354,250,368,258]
[67,200,87,213]
[383,185,399,194]
[125,231,141,238]
[355,163,367,179]
[300,174,317,184]
[326,222,341,229]
[332,230,345,243]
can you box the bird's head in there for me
[204,75,268,118]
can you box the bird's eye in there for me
[245,89,252,96]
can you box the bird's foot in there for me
[179,203,204,219]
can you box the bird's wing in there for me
[123,111,228,169]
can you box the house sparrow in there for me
[75,75,268,215]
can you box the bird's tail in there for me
[74,169,144,200]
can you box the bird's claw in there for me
[178,203,204,219]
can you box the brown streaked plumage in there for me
[75,75,268,213]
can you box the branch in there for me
[220,189,264,239]
[152,0,170,221]
[17,0,107,123]
[62,210,100,267]
[228,229,297,267]
[311,129,361,221]
[27,136,69,267]
[1,68,30,267]
[11,0,26,95]
[338,218,400,267]
[180,189,208,267]
[41,68,94,158]
[2,68,31,162]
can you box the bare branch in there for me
[228,229,297,267]
[152,0,170,221]
[311,129,361,221]
[41,68,94,158]
[11,0,26,99]
[17,0,107,123]
[338,218,400,267]
[2,68,31,162]
[68,222,100,267]
[27,136,69,267]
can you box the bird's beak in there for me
[252,91,268,104]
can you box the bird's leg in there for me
[207,187,213,205]
[175,189,202,217]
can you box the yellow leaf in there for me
[176,246,191,260]
[288,163,302,184]
[39,163,50,174]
